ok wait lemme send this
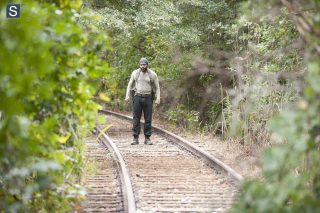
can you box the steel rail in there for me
[99,109,244,183]
[96,126,136,213]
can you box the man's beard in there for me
[141,67,147,72]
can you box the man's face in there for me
[140,63,148,72]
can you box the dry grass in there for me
[152,117,264,179]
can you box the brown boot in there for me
[131,137,139,145]
[144,137,153,145]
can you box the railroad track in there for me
[80,135,125,212]
[80,110,242,212]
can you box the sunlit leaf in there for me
[98,92,110,102]
[95,124,113,141]
[58,132,71,144]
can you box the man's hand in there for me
[125,97,130,102]
[155,99,160,105]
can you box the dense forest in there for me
[1,0,319,212]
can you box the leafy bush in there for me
[0,1,109,212]
[230,54,320,213]
[230,0,320,211]
[225,3,303,145]
[166,105,200,130]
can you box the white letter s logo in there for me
[9,6,18,17]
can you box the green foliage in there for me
[225,3,303,144]
[166,105,200,130]
[204,100,227,134]
[230,61,320,213]
[83,0,237,120]
[230,0,320,212]
[0,1,109,212]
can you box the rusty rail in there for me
[96,127,137,213]
[99,109,243,183]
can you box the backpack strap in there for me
[147,71,156,100]
[147,72,154,84]
[134,70,141,82]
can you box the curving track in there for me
[80,135,124,212]
[80,110,242,212]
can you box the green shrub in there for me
[230,0,320,211]
[0,1,109,211]
[166,105,200,130]
[225,4,303,145]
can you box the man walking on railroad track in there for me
[125,58,160,145]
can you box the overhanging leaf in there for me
[58,132,71,144]
[95,124,113,142]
